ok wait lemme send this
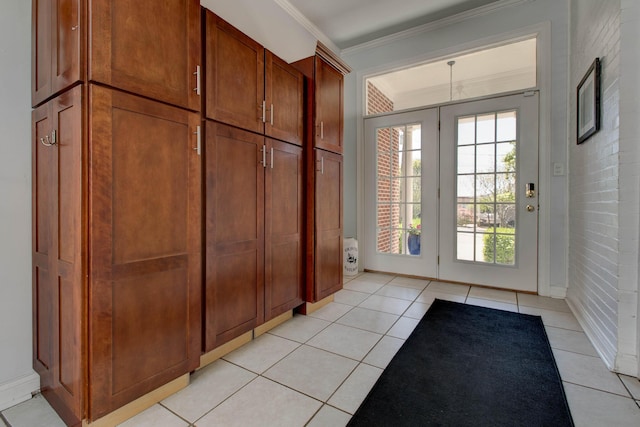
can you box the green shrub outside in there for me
[483,228,515,264]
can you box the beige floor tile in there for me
[161,359,256,422]
[545,326,598,357]
[263,345,358,401]
[307,323,382,361]
[425,281,470,296]
[223,333,299,374]
[307,302,353,322]
[196,377,321,427]
[307,405,351,427]
[517,293,571,313]
[334,289,370,306]
[343,279,385,294]
[564,382,640,427]
[336,307,399,334]
[375,284,422,301]
[359,294,412,315]
[553,349,629,396]
[468,286,517,304]
[118,404,188,427]
[465,297,518,313]
[619,374,640,400]
[416,290,466,305]
[403,301,431,319]
[386,317,420,339]
[2,394,66,427]
[362,335,405,369]
[389,276,430,290]
[268,314,331,343]
[357,273,395,283]
[328,364,383,414]
[519,306,582,331]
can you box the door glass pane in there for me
[376,123,422,256]
[454,110,517,265]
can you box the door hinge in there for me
[438,188,440,198]
[438,121,441,131]
[437,256,440,265]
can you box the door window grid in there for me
[456,111,517,265]
[376,124,421,255]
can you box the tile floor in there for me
[3,272,640,427]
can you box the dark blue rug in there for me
[348,299,574,426]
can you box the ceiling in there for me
[286,0,502,49]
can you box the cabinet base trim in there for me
[83,374,189,427]
[199,331,253,369]
[255,311,293,337]
[298,295,334,315]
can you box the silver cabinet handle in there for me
[193,66,201,96]
[270,147,274,169]
[320,121,324,140]
[262,101,266,123]
[193,126,201,155]
[262,145,267,168]
[270,104,274,126]
[320,156,324,174]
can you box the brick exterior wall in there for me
[367,82,402,253]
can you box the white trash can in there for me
[343,238,358,276]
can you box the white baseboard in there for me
[546,283,568,299]
[0,371,40,411]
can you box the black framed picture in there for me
[577,57,601,144]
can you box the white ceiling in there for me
[286,0,501,49]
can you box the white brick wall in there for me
[568,0,640,375]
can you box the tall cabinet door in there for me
[90,0,201,111]
[204,11,265,133]
[315,58,343,154]
[32,86,85,425]
[265,139,304,320]
[265,52,304,145]
[88,86,201,420]
[314,149,343,301]
[205,122,265,351]
[32,0,83,107]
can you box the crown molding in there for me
[273,0,341,55]
[342,0,535,56]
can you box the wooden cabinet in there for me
[204,11,303,145]
[293,49,350,304]
[88,86,202,419]
[32,0,83,107]
[310,149,344,301]
[32,0,201,111]
[204,122,265,350]
[32,85,84,425]
[265,139,304,319]
[293,54,345,154]
[32,84,202,424]
[204,122,303,351]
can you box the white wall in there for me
[0,0,40,410]
[567,0,640,376]
[341,0,570,295]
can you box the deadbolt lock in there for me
[526,183,536,198]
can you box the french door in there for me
[363,109,439,278]
[439,93,539,292]
[363,93,539,292]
